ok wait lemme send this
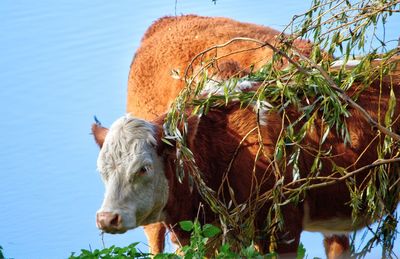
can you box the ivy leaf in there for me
[296,243,306,259]
[202,224,221,238]
[179,220,194,232]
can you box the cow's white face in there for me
[95,115,168,233]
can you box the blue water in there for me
[0,1,399,258]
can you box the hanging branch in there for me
[163,1,400,255]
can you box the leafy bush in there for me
[69,243,151,259]
[70,221,307,258]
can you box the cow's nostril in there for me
[110,213,121,227]
[97,212,122,232]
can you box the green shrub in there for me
[70,221,307,258]
[69,243,151,259]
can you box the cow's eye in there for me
[138,166,148,175]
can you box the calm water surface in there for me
[0,1,399,258]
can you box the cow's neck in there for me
[162,153,202,225]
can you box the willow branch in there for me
[184,37,268,82]
[259,157,400,202]
[294,49,400,142]
[299,157,400,191]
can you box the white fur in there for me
[200,79,258,96]
[254,100,273,126]
[237,80,254,90]
[302,200,371,235]
[331,59,361,68]
[200,79,271,126]
[201,80,224,95]
[330,59,386,69]
[96,114,169,232]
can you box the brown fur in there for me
[127,15,312,120]
[143,223,166,254]
[92,123,108,148]
[324,235,351,259]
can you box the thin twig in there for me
[294,48,400,142]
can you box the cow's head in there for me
[91,115,168,234]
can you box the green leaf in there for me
[321,125,330,144]
[219,243,231,253]
[202,224,221,238]
[161,137,174,146]
[296,243,306,259]
[275,139,285,161]
[179,220,194,232]
[384,88,396,128]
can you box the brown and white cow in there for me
[124,14,315,255]
[93,59,400,257]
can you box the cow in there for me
[92,57,400,257]
[123,14,316,255]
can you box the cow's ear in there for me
[91,121,109,148]
[152,123,167,155]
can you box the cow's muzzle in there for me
[96,212,127,234]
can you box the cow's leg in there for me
[258,206,303,257]
[323,234,350,259]
[143,222,166,254]
[275,218,303,258]
[170,228,190,247]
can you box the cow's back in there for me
[127,15,311,120]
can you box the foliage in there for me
[69,243,151,259]
[0,246,4,259]
[70,222,308,258]
[176,221,270,259]
[163,0,400,257]
[0,246,13,259]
